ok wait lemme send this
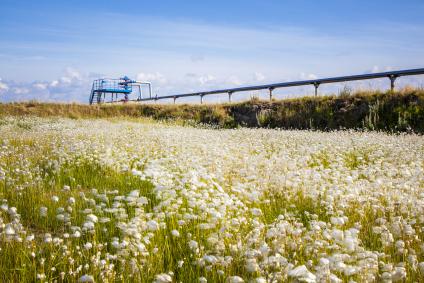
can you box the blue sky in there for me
[0,0,423,103]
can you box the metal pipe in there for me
[137,68,424,102]
[136,85,142,100]
[135,81,153,99]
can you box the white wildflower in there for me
[4,224,15,236]
[146,220,159,231]
[86,214,98,223]
[288,265,316,283]
[226,276,244,283]
[189,240,199,251]
[154,273,172,283]
[79,274,94,282]
[245,258,259,273]
[39,207,48,217]
[84,242,93,250]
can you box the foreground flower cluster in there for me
[0,117,423,282]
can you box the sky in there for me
[0,0,424,103]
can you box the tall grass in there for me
[1,88,424,132]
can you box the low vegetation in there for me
[0,117,423,282]
[1,88,423,133]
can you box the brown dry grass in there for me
[1,87,423,132]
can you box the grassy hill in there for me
[1,88,424,133]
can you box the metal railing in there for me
[92,78,133,93]
[135,68,424,104]
[89,78,153,105]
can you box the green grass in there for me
[1,87,424,132]
[0,137,264,282]
[1,119,424,282]
[0,138,159,281]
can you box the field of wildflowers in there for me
[0,116,423,282]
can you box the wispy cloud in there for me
[1,14,424,103]
[0,79,9,92]
[0,68,89,102]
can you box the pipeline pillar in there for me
[389,75,398,92]
[269,87,274,102]
[313,82,320,97]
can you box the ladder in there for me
[89,82,104,104]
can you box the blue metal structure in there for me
[89,76,152,105]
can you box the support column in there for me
[269,87,274,102]
[173,97,177,104]
[313,82,320,97]
[228,92,233,103]
[389,75,397,92]
[200,95,204,104]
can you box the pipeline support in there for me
[389,75,398,92]
[313,82,320,97]
[269,87,274,101]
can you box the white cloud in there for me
[64,67,82,80]
[185,74,216,85]
[2,15,424,103]
[299,73,317,80]
[0,67,92,102]
[371,65,380,73]
[33,83,48,90]
[226,76,243,86]
[2,12,424,102]
[254,72,265,82]
[0,79,9,92]
[136,72,167,84]
[58,68,83,85]
[369,65,393,74]
[60,76,73,84]
[13,87,30,95]
[199,75,215,85]
[1,62,423,104]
